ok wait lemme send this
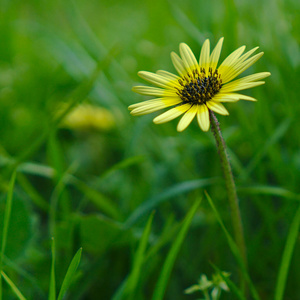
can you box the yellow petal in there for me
[130,104,167,116]
[179,43,199,73]
[156,70,180,80]
[213,93,256,102]
[218,45,246,72]
[221,71,271,93]
[218,47,246,82]
[206,101,229,115]
[129,97,180,109]
[130,98,181,115]
[153,104,191,124]
[221,47,260,83]
[238,72,271,82]
[224,52,264,82]
[171,52,186,76]
[238,47,260,63]
[233,94,257,101]
[212,93,240,102]
[132,86,167,97]
[199,39,210,71]
[177,105,198,132]
[209,37,224,72]
[221,81,265,93]
[197,104,210,132]
[138,71,180,89]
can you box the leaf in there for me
[124,178,217,228]
[124,212,154,299]
[274,204,300,300]
[238,185,300,201]
[57,248,82,300]
[241,118,291,180]
[48,238,56,300]
[151,199,201,300]
[99,155,145,180]
[0,170,17,300]
[1,271,27,300]
[78,214,124,254]
[73,179,121,220]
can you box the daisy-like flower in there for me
[129,37,270,132]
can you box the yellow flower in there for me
[129,38,270,132]
[62,104,115,131]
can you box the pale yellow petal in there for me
[233,94,257,101]
[238,47,259,63]
[177,105,198,132]
[130,98,181,115]
[132,86,166,97]
[220,71,270,93]
[197,104,210,132]
[129,99,161,110]
[224,52,264,82]
[221,81,265,93]
[138,71,181,89]
[209,37,224,72]
[218,45,246,71]
[130,104,167,116]
[199,39,210,71]
[179,43,199,72]
[156,70,180,80]
[129,97,181,109]
[153,103,191,124]
[212,93,240,102]
[171,52,186,76]
[213,93,256,102]
[219,47,259,83]
[206,101,229,115]
[237,72,271,82]
[239,72,271,83]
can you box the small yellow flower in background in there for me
[62,104,115,131]
[129,37,270,132]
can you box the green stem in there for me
[209,111,247,272]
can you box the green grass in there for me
[0,0,300,299]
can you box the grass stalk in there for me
[0,170,17,300]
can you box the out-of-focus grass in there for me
[0,0,299,299]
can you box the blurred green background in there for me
[0,0,299,299]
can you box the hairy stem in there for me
[209,111,247,274]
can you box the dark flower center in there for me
[176,67,222,104]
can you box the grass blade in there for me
[241,118,291,180]
[72,179,122,220]
[0,170,17,300]
[48,238,56,300]
[124,178,217,228]
[124,212,154,299]
[99,155,145,180]
[238,185,300,201]
[1,271,27,300]
[274,204,300,300]
[57,248,82,300]
[151,199,201,300]
[205,192,260,300]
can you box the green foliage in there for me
[275,205,300,300]
[152,199,200,300]
[0,0,299,299]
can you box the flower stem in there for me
[209,111,248,274]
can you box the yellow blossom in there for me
[129,38,270,132]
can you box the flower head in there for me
[129,37,270,132]
[61,104,115,131]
